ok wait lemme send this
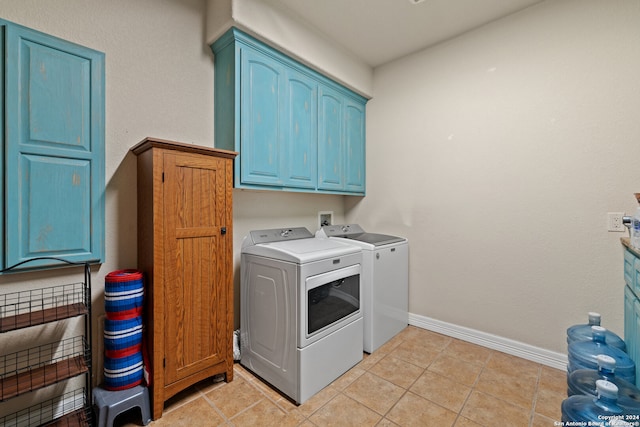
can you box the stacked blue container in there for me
[568,326,635,384]
[103,269,145,390]
[567,312,626,352]
[568,354,640,410]
[562,380,640,424]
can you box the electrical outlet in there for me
[607,212,625,232]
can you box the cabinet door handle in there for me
[221,227,227,235]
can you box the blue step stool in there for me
[93,385,152,427]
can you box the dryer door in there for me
[301,263,361,346]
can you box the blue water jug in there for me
[567,312,626,352]
[568,355,640,410]
[568,327,635,384]
[562,380,640,425]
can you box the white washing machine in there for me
[316,224,408,353]
[240,227,363,404]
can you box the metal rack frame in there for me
[0,257,92,426]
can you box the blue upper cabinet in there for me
[240,47,284,186]
[344,100,366,193]
[284,68,317,189]
[211,27,366,195]
[1,19,105,270]
[318,86,343,191]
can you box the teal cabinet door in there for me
[239,48,318,190]
[212,27,367,195]
[0,25,4,269]
[623,249,640,387]
[3,21,105,269]
[318,88,366,193]
[624,285,638,386]
[344,100,366,193]
[283,69,317,189]
[318,87,343,191]
[636,298,640,387]
[241,48,284,186]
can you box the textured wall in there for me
[349,0,640,353]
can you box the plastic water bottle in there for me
[562,380,640,425]
[567,312,626,353]
[568,355,640,410]
[568,327,635,384]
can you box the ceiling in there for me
[259,0,545,68]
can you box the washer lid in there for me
[242,227,360,263]
[319,224,406,247]
[341,233,405,246]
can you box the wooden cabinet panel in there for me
[241,48,284,185]
[344,100,366,193]
[163,153,227,385]
[2,19,104,269]
[132,138,236,420]
[318,88,366,193]
[284,69,317,189]
[318,87,344,191]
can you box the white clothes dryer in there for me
[316,224,408,353]
[241,227,363,404]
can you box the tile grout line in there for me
[528,365,543,427]
[450,347,495,426]
[199,389,237,425]
[369,336,422,425]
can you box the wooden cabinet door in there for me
[283,69,317,189]
[318,87,344,191]
[4,21,105,269]
[240,48,284,186]
[344,100,366,193]
[162,151,229,386]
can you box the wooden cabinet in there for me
[211,27,366,195]
[0,19,105,270]
[131,138,237,420]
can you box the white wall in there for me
[234,0,374,97]
[348,0,640,354]
[206,0,374,97]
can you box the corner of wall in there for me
[205,0,234,45]
[220,0,373,98]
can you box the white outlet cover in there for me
[318,211,333,228]
[607,212,625,232]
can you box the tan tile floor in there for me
[114,326,566,427]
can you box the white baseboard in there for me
[409,313,568,371]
